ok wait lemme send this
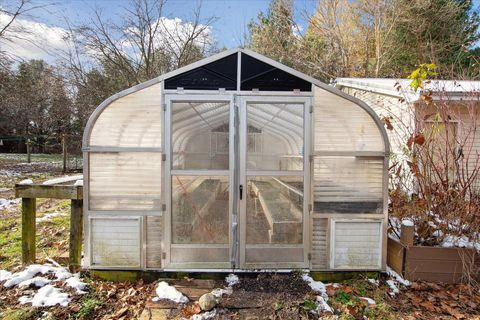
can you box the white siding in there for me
[311,218,328,270]
[89,152,162,211]
[331,220,382,269]
[91,218,141,267]
[342,87,413,163]
[89,83,162,148]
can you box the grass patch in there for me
[0,198,72,270]
[0,308,38,320]
[0,153,63,163]
[73,295,104,319]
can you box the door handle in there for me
[239,185,243,200]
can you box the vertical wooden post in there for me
[69,199,83,272]
[400,222,414,247]
[26,139,31,164]
[62,134,67,173]
[22,197,36,264]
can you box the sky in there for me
[0,0,317,63]
[0,0,479,63]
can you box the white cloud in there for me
[0,12,69,62]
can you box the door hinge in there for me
[307,252,312,261]
[162,252,166,259]
[309,155,314,163]
[309,104,313,114]
[162,103,166,112]
[162,204,166,212]
[308,203,312,213]
[162,154,166,161]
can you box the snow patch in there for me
[19,179,33,185]
[29,285,70,307]
[36,211,65,223]
[18,276,51,289]
[401,219,414,227]
[153,281,188,303]
[442,235,480,251]
[225,274,239,287]
[0,198,20,210]
[386,266,410,286]
[386,280,399,296]
[3,264,87,307]
[42,175,83,185]
[74,179,83,186]
[302,274,333,313]
[367,278,379,286]
[191,308,217,320]
[4,264,49,288]
[0,270,12,281]
[65,274,87,294]
[360,297,376,305]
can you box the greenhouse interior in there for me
[82,48,389,271]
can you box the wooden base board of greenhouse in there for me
[387,237,479,283]
[89,270,381,283]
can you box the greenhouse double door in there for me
[165,94,311,269]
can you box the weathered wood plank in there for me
[15,184,83,200]
[406,259,464,274]
[406,246,477,261]
[387,237,404,275]
[69,199,83,272]
[404,271,463,283]
[22,198,36,264]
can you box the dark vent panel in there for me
[240,54,311,92]
[165,53,238,90]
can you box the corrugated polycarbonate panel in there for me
[146,216,163,268]
[311,218,328,270]
[313,156,383,213]
[333,221,382,269]
[89,83,162,148]
[89,152,162,210]
[313,86,384,152]
[91,218,141,267]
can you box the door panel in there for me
[165,96,233,268]
[239,97,310,269]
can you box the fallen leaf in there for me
[420,301,436,312]
[182,303,201,317]
[112,306,128,318]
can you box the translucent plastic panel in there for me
[313,86,384,152]
[247,103,304,170]
[333,221,382,269]
[172,176,229,244]
[313,156,383,213]
[172,101,229,170]
[146,216,163,268]
[91,217,141,267]
[90,83,162,148]
[89,152,162,210]
[246,176,303,244]
[311,218,328,270]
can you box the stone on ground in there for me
[198,293,217,311]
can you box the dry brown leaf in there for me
[182,303,202,317]
[442,303,465,319]
[420,301,436,312]
[112,306,128,319]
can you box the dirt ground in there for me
[1,154,480,320]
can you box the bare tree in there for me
[68,0,216,88]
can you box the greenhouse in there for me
[82,48,389,271]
